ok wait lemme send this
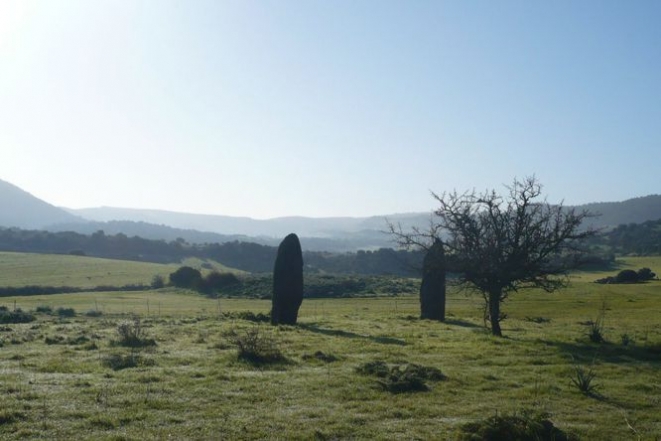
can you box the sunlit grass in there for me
[0,254,660,439]
[0,277,659,439]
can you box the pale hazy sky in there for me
[1,1,659,219]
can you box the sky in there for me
[1,1,659,219]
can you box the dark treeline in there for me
[0,227,422,275]
[3,220,654,275]
[592,219,661,255]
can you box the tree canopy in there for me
[390,176,596,336]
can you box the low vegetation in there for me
[0,253,659,439]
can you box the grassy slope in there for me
[0,252,241,288]
[0,256,659,439]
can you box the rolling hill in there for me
[1,178,660,251]
[0,179,84,229]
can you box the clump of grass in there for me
[302,351,338,363]
[85,309,103,317]
[525,316,551,324]
[620,333,634,347]
[356,360,389,377]
[113,317,156,348]
[456,410,575,441]
[56,307,76,318]
[44,335,65,345]
[0,409,27,425]
[228,326,286,365]
[586,319,605,343]
[222,311,271,323]
[0,307,35,324]
[586,300,607,343]
[35,305,53,314]
[570,365,598,396]
[357,360,445,393]
[102,353,145,371]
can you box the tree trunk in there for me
[488,291,503,337]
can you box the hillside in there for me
[579,194,661,228]
[71,206,431,239]
[1,178,660,251]
[0,179,83,229]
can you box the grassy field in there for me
[0,252,240,288]
[0,254,659,439]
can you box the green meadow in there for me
[0,252,240,288]
[0,253,660,440]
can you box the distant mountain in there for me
[2,178,660,252]
[70,206,430,239]
[577,195,661,229]
[68,207,433,250]
[0,179,84,229]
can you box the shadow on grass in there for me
[538,338,661,365]
[444,318,483,329]
[299,322,407,346]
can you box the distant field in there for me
[0,252,241,288]
[570,255,661,282]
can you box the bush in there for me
[615,269,639,284]
[0,307,35,324]
[457,410,575,441]
[56,307,76,318]
[35,305,53,314]
[114,317,156,348]
[228,326,286,365]
[169,266,203,289]
[85,309,103,317]
[202,271,240,294]
[637,267,656,281]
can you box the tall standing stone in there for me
[271,233,304,325]
[420,239,446,321]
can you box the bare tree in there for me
[389,176,596,336]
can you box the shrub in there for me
[457,410,575,441]
[637,267,656,281]
[169,266,203,289]
[0,308,35,324]
[35,305,53,314]
[114,317,156,348]
[615,269,639,284]
[85,309,103,317]
[229,326,286,365]
[202,271,240,294]
[56,307,76,318]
